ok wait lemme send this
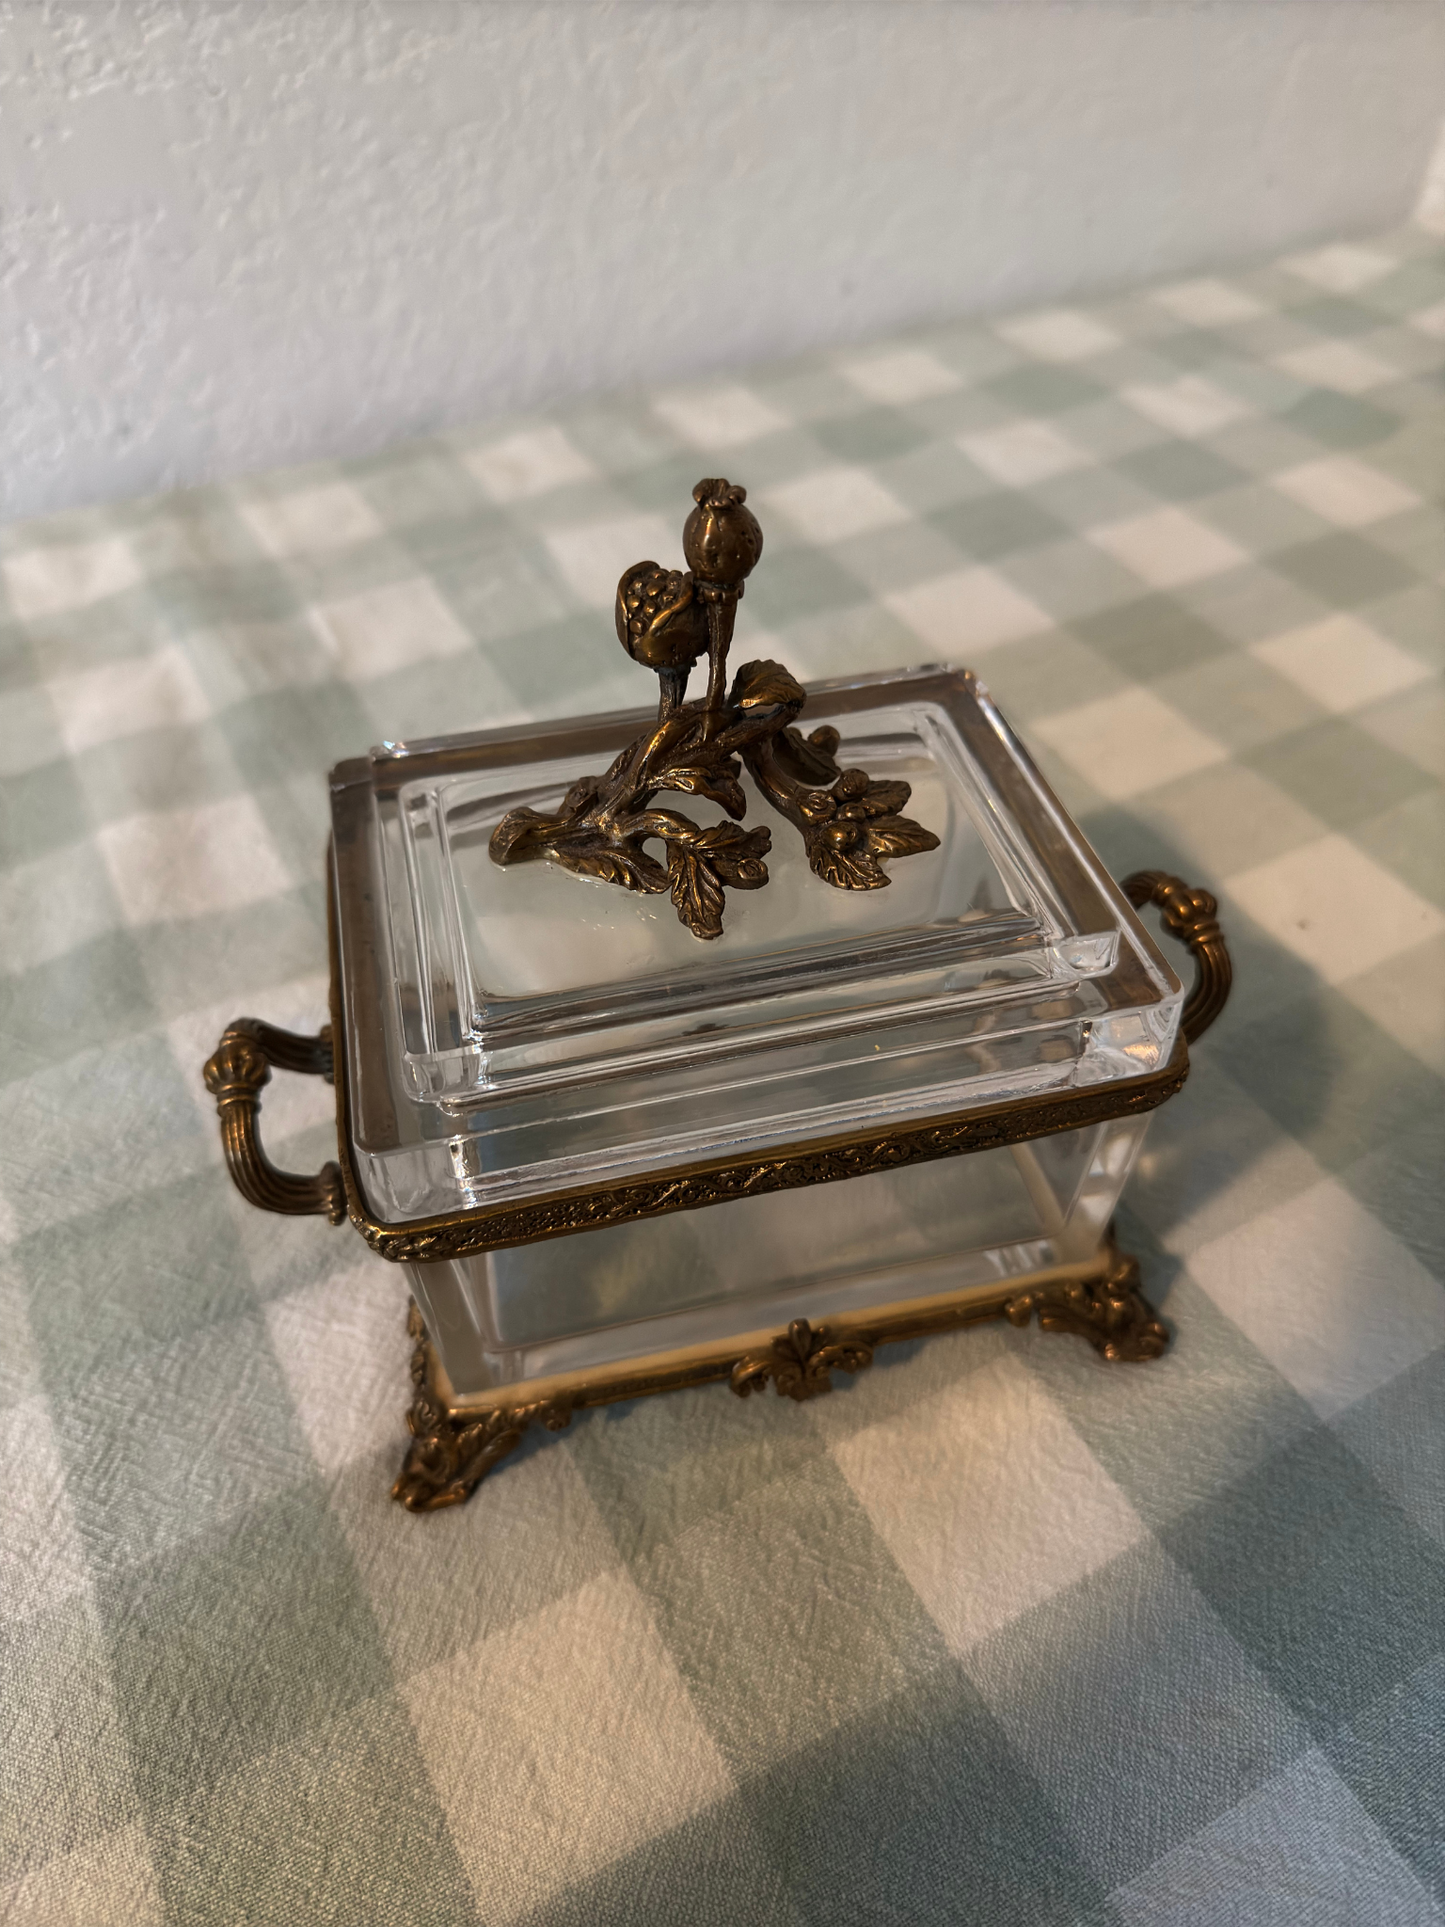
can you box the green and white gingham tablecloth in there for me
[3,226,1443,1926]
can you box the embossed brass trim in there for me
[202,1019,346,1223]
[1122,870,1231,1044]
[394,1228,1165,1510]
[335,1018,1190,1263]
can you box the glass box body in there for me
[328,667,1184,1404]
[410,1113,1151,1398]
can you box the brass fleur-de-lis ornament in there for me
[490,478,939,940]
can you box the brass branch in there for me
[489,478,939,938]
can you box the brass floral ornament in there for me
[731,1318,875,1401]
[489,477,940,939]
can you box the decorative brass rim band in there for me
[344,1045,1189,1263]
[393,1227,1166,1511]
[201,861,1230,1257]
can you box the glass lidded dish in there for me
[206,663,1230,1511]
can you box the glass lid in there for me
[382,689,1122,1101]
[330,667,1185,1223]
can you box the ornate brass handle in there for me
[1122,870,1232,1044]
[202,1019,346,1223]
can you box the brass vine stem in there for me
[700,591,736,738]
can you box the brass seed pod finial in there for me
[683,478,763,589]
[614,562,706,673]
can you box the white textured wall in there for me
[4,1,1443,522]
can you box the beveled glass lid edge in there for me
[330,801,1190,1255]
[353,663,967,795]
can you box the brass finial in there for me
[490,477,938,939]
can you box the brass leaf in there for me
[697,821,771,889]
[838,779,912,820]
[729,658,805,712]
[488,807,559,864]
[865,816,941,860]
[556,842,668,894]
[667,843,726,940]
[808,839,889,890]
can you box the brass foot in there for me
[392,1304,572,1512]
[730,1318,875,1401]
[1003,1238,1168,1362]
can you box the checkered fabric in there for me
[2,224,1443,1926]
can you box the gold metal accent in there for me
[489,478,938,939]
[202,1019,346,1223]
[394,1226,1165,1509]
[393,1303,573,1512]
[1003,1242,1167,1360]
[731,1320,875,1401]
[1122,870,1231,1044]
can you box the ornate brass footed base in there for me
[392,1234,1167,1513]
[1003,1245,1168,1362]
[392,1305,576,1512]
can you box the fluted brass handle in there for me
[1122,870,1232,1044]
[203,1019,346,1224]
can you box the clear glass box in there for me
[327,666,1187,1402]
[410,1113,1150,1398]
